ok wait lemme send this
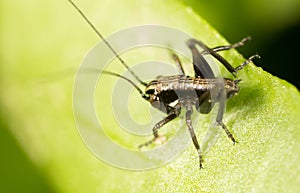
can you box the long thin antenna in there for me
[102,71,149,100]
[81,67,149,100]
[68,0,147,86]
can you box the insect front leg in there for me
[185,105,203,169]
[138,108,181,148]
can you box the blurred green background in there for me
[0,0,299,193]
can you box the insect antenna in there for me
[68,0,147,86]
[102,71,149,100]
[80,67,149,100]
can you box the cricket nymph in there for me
[69,0,260,169]
[145,76,241,115]
[137,37,259,169]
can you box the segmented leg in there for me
[181,37,251,78]
[171,53,185,75]
[203,36,251,53]
[186,106,203,169]
[216,92,237,144]
[138,110,180,148]
[217,120,237,144]
[234,54,261,72]
[186,39,215,78]
[186,38,260,76]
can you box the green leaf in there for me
[0,0,299,193]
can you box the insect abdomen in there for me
[158,76,217,95]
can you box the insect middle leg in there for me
[138,109,181,148]
[185,105,203,169]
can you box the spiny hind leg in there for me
[233,54,260,72]
[208,37,252,53]
[188,38,260,75]
[208,36,260,72]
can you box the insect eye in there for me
[146,89,155,95]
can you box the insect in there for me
[68,0,260,169]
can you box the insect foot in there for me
[138,135,167,149]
